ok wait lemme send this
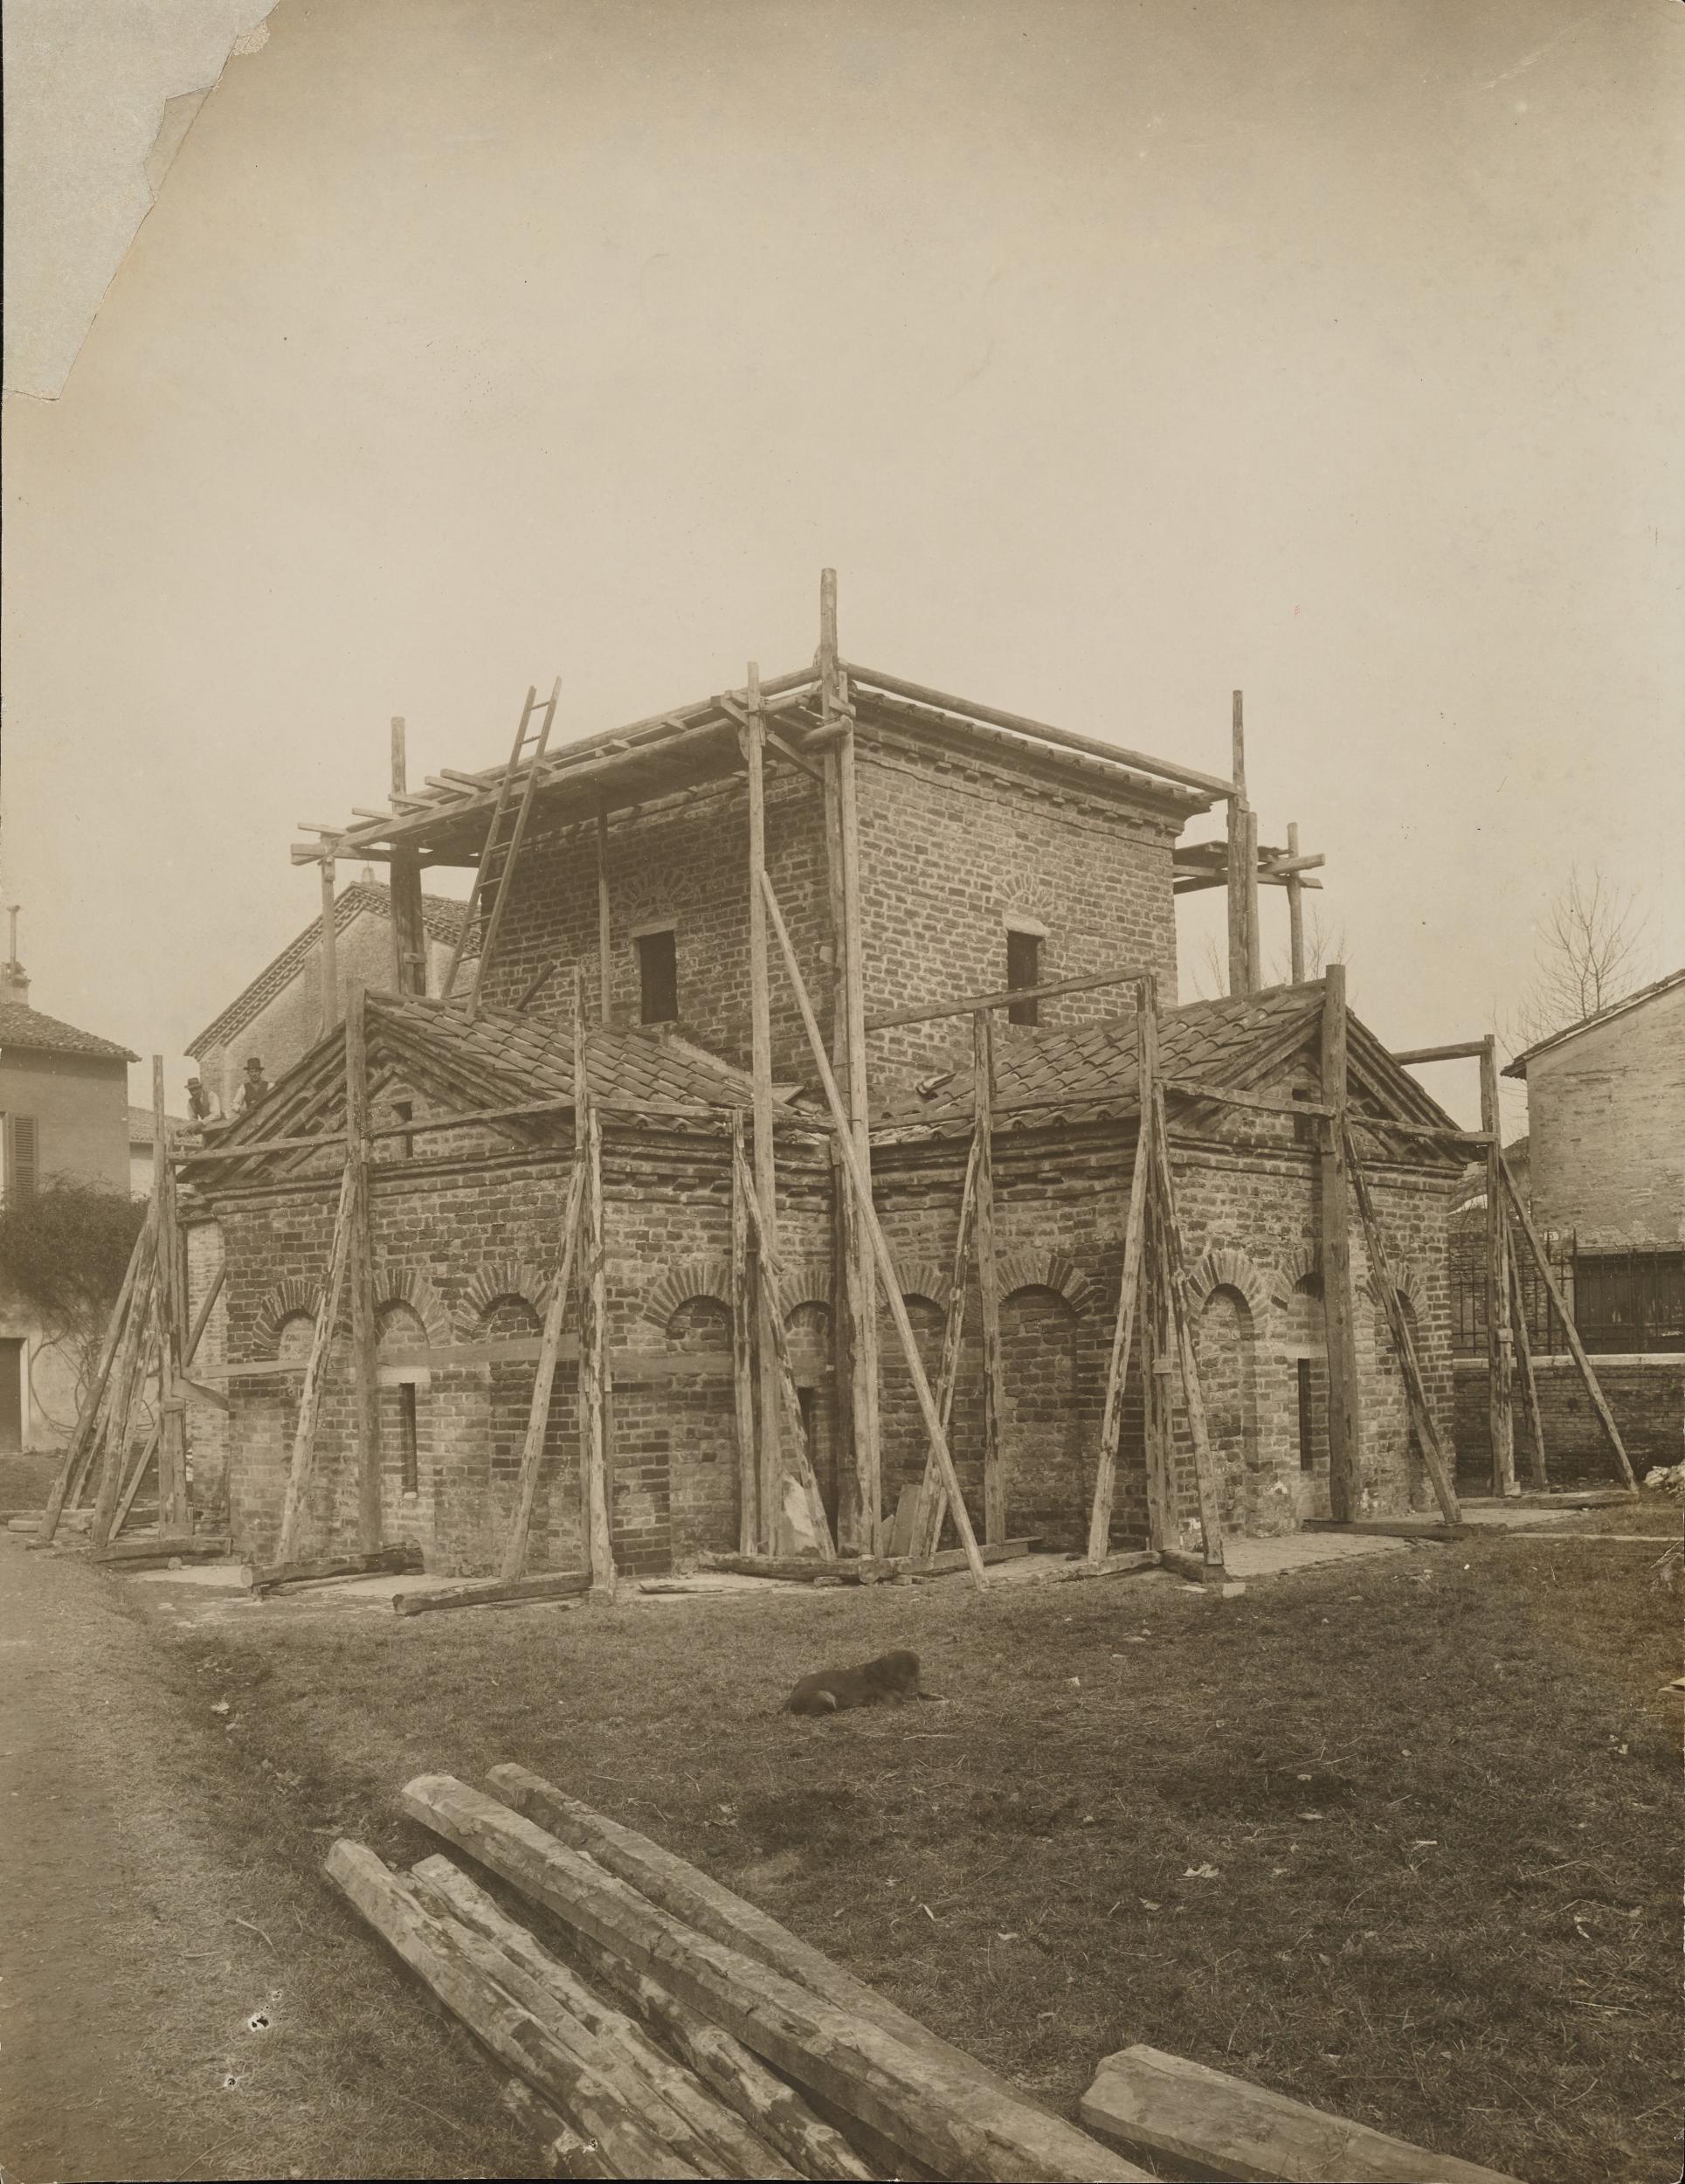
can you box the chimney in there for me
[2,906,28,1004]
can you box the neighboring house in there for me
[1454,971,1684,1482]
[185,878,471,1113]
[179,650,1467,1578]
[128,1105,191,1198]
[0,956,136,1452]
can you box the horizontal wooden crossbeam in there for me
[866,964,1153,1033]
[1391,1040,1487,1066]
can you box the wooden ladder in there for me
[439,677,561,1015]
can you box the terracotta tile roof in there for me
[878,985,1325,1129]
[128,1105,192,1147]
[369,993,755,1113]
[0,1002,137,1062]
[186,884,468,1056]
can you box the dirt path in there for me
[0,1538,287,2184]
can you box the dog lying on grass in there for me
[784,1648,939,1716]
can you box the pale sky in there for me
[3,0,1682,1131]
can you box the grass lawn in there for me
[141,1530,1682,2183]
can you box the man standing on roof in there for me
[234,1056,271,1115]
[185,1075,224,1123]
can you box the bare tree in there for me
[1513,866,1650,1047]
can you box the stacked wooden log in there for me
[327,1767,1144,2182]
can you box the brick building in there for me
[1454,970,1685,1481]
[0,957,137,1451]
[186,879,470,1115]
[180,653,1467,1575]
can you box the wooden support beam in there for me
[1319,966,1363,1521]
[393,1569,590,1616]
[1244,804,1262,993]
[501,1160,587,1580]
[745,665,783,1554]
[1481,1036,1517,1496]
[910,1133,981,1562]
[973,1010,1006,1546]
[729,1116,757,1556]
[1164,1078,1331,1121]
[1509,1237,1548,1490]
[390,720,428,999]
[403,1773,1146,2184]
[732,1139,836,1558]
[761,872,986,1588]
[44,1196,150,1540]
[319,855,340,1032]
[1499,1157,1636,1491]
[1344,1125,1461,1524]
[596,807,612,1021]
[825,584,881,1554]
[89,1224,161,1550]
[1285,820,1306,984]
[576,977,616,1593]
[247,1544,422,1594]
[1391,1040,1488,1066]
[276,1164,356,1562]
[1147,1087,1227,1570]
[1088,988,1154,1564]
[866,961,1152,1033]
[346,988,383,1553]
[153,1058,190,1532]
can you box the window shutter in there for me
[6,1116,38,1202]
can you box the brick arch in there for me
[894,1260,952,1310]
[1185,1247,1273,1320]
[1274,1245,1322,1304]
[1367,1257,1432,1320]
[457,1261,553,1334]
[252,1276,323,1353]
[641,1257,733,1331]
[374,1268,450,1345]
[779,1262,833,1315]
[997,1248,1092,1312]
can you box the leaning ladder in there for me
[439,677,561,1016]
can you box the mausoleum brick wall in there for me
[1454,1357,1682,1484]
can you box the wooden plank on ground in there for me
[697,1538,1038,1585]
[393,1570,590,1616]
[324,1841,701,2180]
[1302,1518,1471,1541]
[1080,2044,1524,2184]
[95,1534,230,1564]
[245,1545,422,1594]
[404,1773,1146,2184]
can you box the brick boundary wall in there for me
[1454,1355,1683,1486]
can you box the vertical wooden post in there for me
[1142,1194,1172,1554]
[319,855,340,1033]
[389,718,427,998]
[1319,964,1362,1520]
[972,1011,1006,1545]
[744,665,782,1552]
[1087,979,1154,1563]
[575,971,616,1592]
[597,807,612,1023]
[1244,805,1263,993]
[821,572,881,1553]
[911,1134,981,1560]
[346,985,383,1552]
[1285,821,1306,984]
[729,1114,758,1555]
[87,1218,158,1547]
[276,1165,356,1563]
[153,1057,189,1531]
[1226,691,1253,998]
[1148,1087,1229,1570]
[1481,1036,1517,1496]
[1508,1239,1548,1490]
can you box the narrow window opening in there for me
[637,930,678,1025]
[1005,930,1041,1026]
[1291,1088,1317,1148]
[393,1099,413,1160]
[1296,1358,1316,1472]
[398,1382,419,1496]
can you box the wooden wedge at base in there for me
[500,2078,616,2180]
[1156,1546,1245,1594]
[1080,2043,1523,2184]
[392,1570,590,1616]
[324,1840,701,2180]
[436,1770,1146,2183]
[409,1856,798,2181]
[245,1545,422,1594]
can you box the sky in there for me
[3,0,1682,1131]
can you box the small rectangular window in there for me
[638,930,678,1024]
[398,1382,419,1496]
[393,1100,414,1160]
[1291,1088,1317,1148]
[1296,1358,1316,1472]
[1006,930,1041,1026]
